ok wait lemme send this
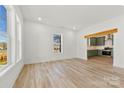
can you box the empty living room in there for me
[1,1,124,91]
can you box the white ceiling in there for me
[19,5,124,31]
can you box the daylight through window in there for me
[0,5,7,65]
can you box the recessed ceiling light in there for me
[38,17,42,21]
[73,26,76,30]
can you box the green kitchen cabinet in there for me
[87,50,98,57]
[90,36,105,46]
[90,37,97,46]
[96,36,105,46]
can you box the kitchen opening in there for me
[86,28,118,65]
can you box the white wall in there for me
[24,21,77,64]
[77,15,124,68]
[0,6,24,88]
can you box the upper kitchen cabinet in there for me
[96,36,105,46]
[90,36,105,46]
[90,37,97,46]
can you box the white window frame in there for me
[15,14,22,62]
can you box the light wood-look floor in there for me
[14,56,124,88]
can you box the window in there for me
[0,5,7,65]
[53,34,62,53]
[0,5,22,69]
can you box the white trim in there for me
[15,14,22,63]
[0,63,14,77]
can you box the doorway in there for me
[85,28,117,65]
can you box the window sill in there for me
[0,59,22,77]
[0,64,9,71]
[0,63,14,77]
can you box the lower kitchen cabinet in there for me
[87,50,98,57]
